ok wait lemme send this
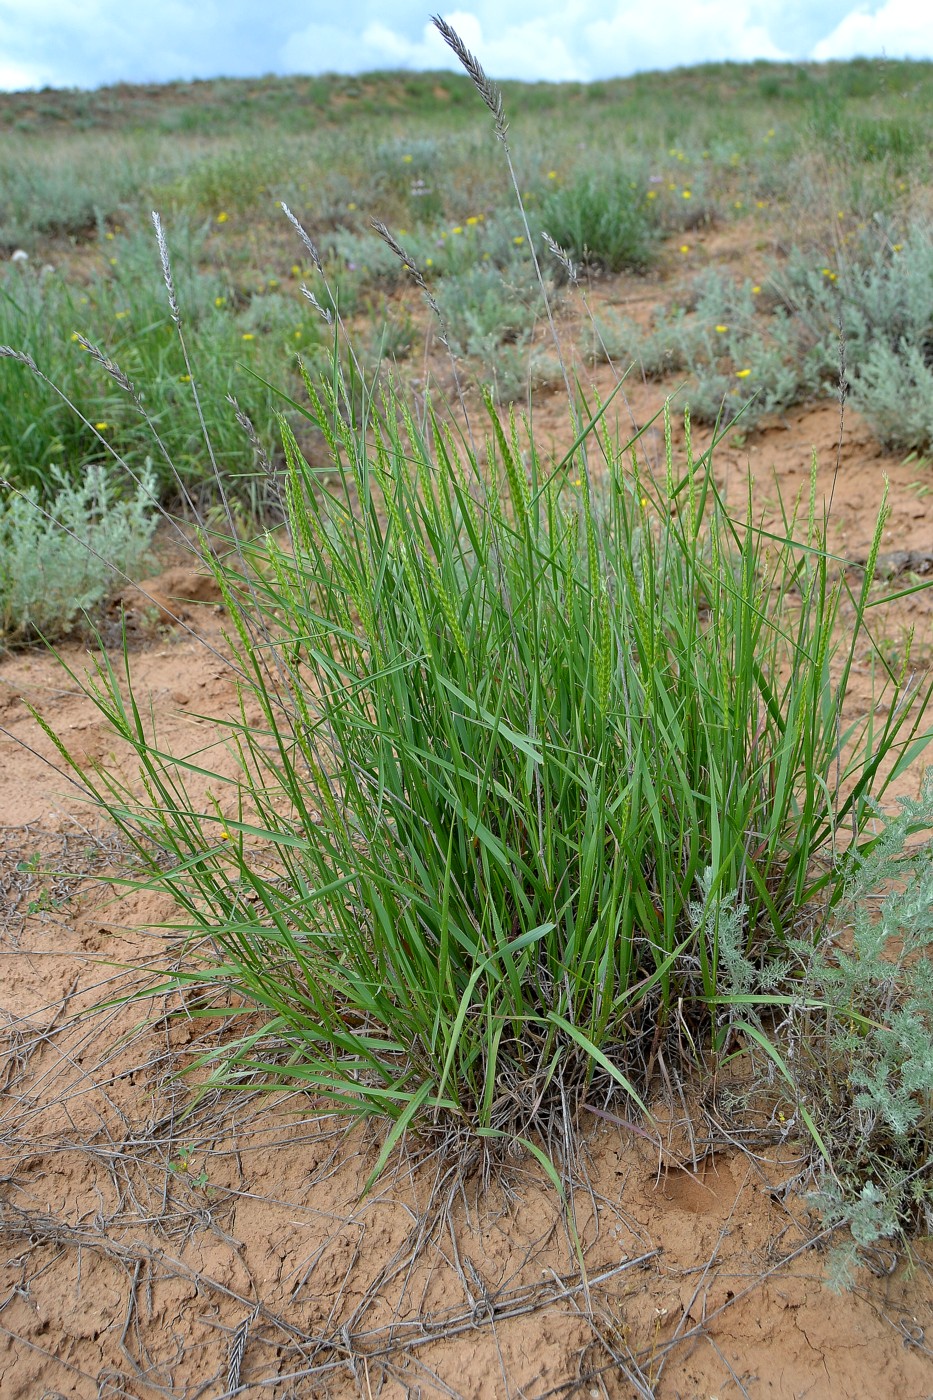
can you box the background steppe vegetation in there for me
[2,56,932,507]
[3,40,933,1396]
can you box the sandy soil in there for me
[3,225,933,1398]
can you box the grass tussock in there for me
[39,373,931,1188]
[7,31,933,1273]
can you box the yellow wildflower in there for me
[715,324,728,333]
[241,333,255,341]
[513,235,524,245]
[94,421,109,430]
[735,369,751,379]
[216,212,228,223]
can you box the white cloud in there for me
[285,6,788,85]
[812,0,933,59]
[0,17,51,89]
[285,11,586,83]
[0,59,45,88]
[385,11,585,82]
[584,1,788,73]
[361,11,487,66]
[1,1,932,93]
[279,22,372,75]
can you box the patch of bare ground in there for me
[3,239,933,1395]
[2,906,933,1400]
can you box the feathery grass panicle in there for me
[370,218,431,292]
[0,345,38,371]
[370,217,449,345]
[278,200,323,271]
[299,285,332,323]
[69,333,134,394]
[431,15,508,142]
[151,210,180,325]
[225,394,275,480]
[541,230,578,285]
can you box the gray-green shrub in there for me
[784,782,933,1286]
[776,226,933,450]
[0,464,156,641]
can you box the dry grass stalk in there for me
[226,1307,256,1394]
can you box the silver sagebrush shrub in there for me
[0,464,156,641]
[794,782,933,1284]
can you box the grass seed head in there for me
[431,15,508,142]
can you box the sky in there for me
[0,1,931,93]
